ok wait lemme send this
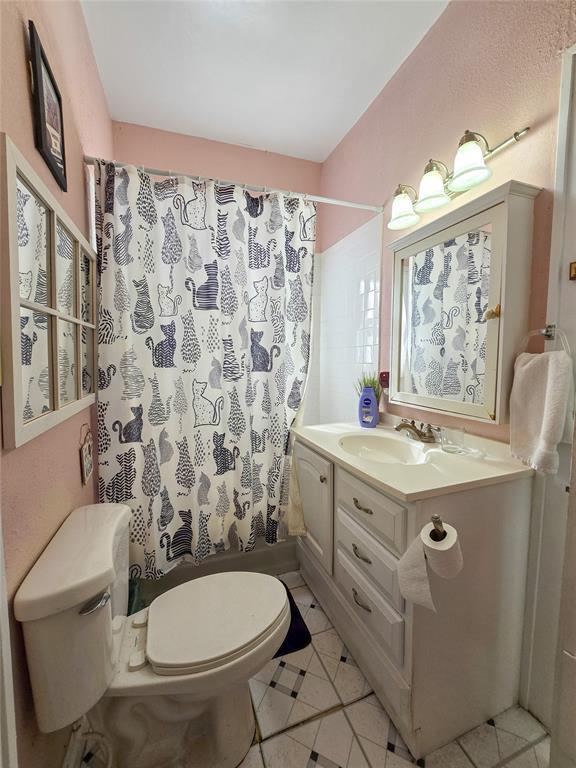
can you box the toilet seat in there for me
[146,572,289,676]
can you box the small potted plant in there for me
[355,372,382,428]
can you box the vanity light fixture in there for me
[387,184,420,230]
[414,159,450,212]
[447,130,492,192]
[387,127,530,231]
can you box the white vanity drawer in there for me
[336,507,404,612]
[335,548,405,668]
[336,469,407,556]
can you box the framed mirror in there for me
[390,182,540,423]
[1,134,97,448]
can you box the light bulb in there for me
[387,187,420,230]
[448,134,492,192]
[414,161,450,212]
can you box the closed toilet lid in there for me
[146,572,289,675]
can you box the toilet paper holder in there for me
[430,514,448,542]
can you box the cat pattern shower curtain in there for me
[94,162,315,578]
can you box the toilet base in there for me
[91,682,255,768]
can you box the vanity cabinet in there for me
[294,441,333,574]
[293,437,532,759]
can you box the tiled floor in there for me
[241,570,550,768]
[313,628,372,704]
[291,585,333,634]
[249,643,340,738]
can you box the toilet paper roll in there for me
[397,521,463,612]
[420,521,463,579]
[397,536,436,612]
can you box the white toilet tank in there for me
[14,504,132,733]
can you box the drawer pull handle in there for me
[352,497,373,515]
[352,587,372,613]
[319,475,327,484]
[352,543,372,565]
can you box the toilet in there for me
[14,504,291,768]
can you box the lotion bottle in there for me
[358,386,379,428]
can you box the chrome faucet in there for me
[394,419,438,443]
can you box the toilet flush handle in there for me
[79,590,111,616]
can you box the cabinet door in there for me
[294,442,333,574]
[391,204,506,421]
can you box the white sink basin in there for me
[338,433,425,465]
[293,423,533,502]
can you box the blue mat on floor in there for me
[273,581,311,658]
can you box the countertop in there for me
[292,423,533,502]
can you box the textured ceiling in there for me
[82,0,448,161]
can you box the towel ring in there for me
[518,324,572,357]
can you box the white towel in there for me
[510,351,573,474]
[562,372,575,445]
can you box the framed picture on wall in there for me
[28,20,67,191]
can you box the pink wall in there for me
[0,2,113,765]
[319,0,576,441]
[113,121,322,194]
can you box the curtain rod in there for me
[83,155,384,214]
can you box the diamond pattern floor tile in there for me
[387,753,417,768]
[457,708,547,768]
[250,644,340,739]
[344,694,416,766]
[493,707,546,743]
[279,570,306,589]
[239,745,265,768]
[313,628,372,704]
[503,750,539,768]
[504,737,550,768]
[261,710,370,768]
[345,695,391,750]
[457,723,503,768]
[291,586,333,634]
[421,741,475,768]
[534,737,551,768]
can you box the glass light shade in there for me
[448,139,492,192]
[414,168,450,212]
[387,191,420,230]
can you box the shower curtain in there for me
[94,162,316,578]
